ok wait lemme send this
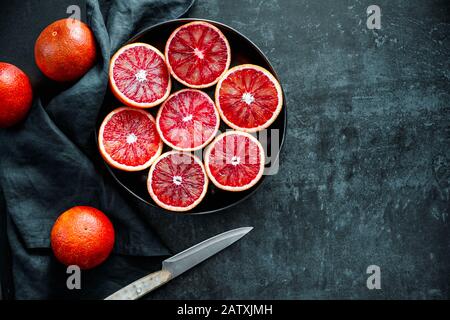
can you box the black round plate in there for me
[97,18,287,215]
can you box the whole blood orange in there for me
[50,206,115,270]
[34,18,97,82]
[0,62,33,128]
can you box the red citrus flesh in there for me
[50,206,115,270]
[165,21,231,88]
[148,152,208,212]
[98,107,163,171]
[0,62,33,128]
[215,64,283,132]
[156,89,220,151]
[110,43,171,108]
[205,131,265,191]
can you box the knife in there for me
[104,227,253,300]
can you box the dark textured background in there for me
[1,0,449,299]
[145,0,450,299]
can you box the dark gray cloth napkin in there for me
[0,0,194,299]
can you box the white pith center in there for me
[242,92,255,105]
[135,69,147,82]
[127,133,137,144]
[231,156,241,166]
[194,48,204,59]
[183,114,193,122]
[173,176,183,185]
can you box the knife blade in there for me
[105,227,253,300]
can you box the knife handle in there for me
[104,270,171,300]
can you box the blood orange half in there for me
[109,43,171,108]
[165,21,231,88]
[204,131,265,192]
[148,151,208,212]
[98,107,163,171]
[215,64,283,133]
[156,89,220,151]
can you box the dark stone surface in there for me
[145,0,450,299]
[1,0,448,300]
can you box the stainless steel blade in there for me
[162,227,253,279]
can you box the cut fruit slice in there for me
[215,64,283,133]
[204,131,265,191]
[165,21,231,88]
[98,107,163,171]
[109,43,171,108]
[148,151,208,212]
[156,89,220,151]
